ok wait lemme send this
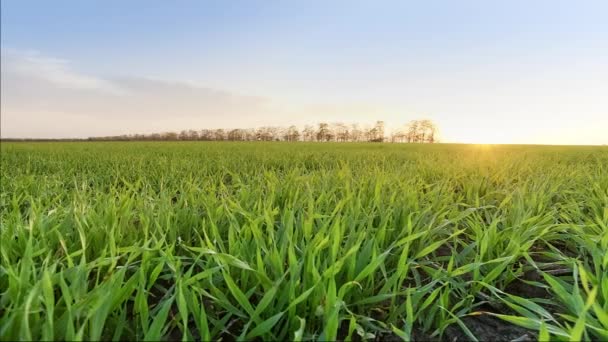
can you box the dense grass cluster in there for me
[1,142,607,341]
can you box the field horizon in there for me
[2,139,607,147]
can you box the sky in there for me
[1,0,607,144]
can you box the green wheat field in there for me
[1,142,607,341]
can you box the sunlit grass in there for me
[1,142,607,341]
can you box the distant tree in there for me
[255,127,264,141]
[333,123,350,142]
[286,125,300,142]
[405,121,419,143]
[214,129,226,141]
[371,121,385,142]
[198,129,210,140]
[390,131,399,143]
[302,125,315,141]
[350,124,363,142]
[269,127,282,141]
[362,125,374,142]
[390,124,409,143]
[187,129,199,140]
[256,127,273,141]
[163,132,178,141]
[317,123,332,142]
[227,129,243,141]
[403,120,437,143]
[243,128,256,141]
[419,120,437,143]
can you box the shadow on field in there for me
[373,315,535,342]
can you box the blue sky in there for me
[2,0,607,143]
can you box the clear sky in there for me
[1,0,607,144]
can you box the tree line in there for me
[85,120,438,143]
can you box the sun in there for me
[444,122,533,145]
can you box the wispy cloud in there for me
[1,49,276,138]
[1,48,127,95]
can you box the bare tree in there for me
[228,129,246,141]
[285,125,300,142]
[405,121,419,143]
[302,125,315,141]
[419,120,437,143]
[161,132,177,140]
[362,125,374,142]
[269,127,282,141]
[187,129,199,140]
[403,120,437,143]
[317,123,332,142]
[350,124,362,142]
[214,129,226,141]
[372,121,385,142]
[333,123,350,142]
[256,127,274,141]
[244,128,256,141]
